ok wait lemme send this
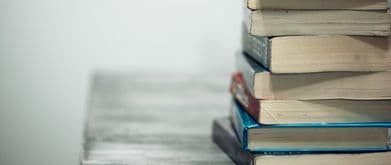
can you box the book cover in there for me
[212,118,255,165]
[230,72,260,122]
[241,24,270,70]
[235,52,265,97]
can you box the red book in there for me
[230,72,260,122]
[230,73,391,125]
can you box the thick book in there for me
[236,52,391,100]
[242,26,391,73]
[230,99,391,153]
[230,72,391,125]
[212,118,391,165]
[245,10,391,36]
[246,0,388,10]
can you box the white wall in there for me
[0,0,241,165]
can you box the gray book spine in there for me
[235,52,265,96]
[242,24,271,69]
[212,118,255,165]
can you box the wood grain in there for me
[81,72,234,165]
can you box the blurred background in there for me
[0,0,240,164]
[2,1,390,165]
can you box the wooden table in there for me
[81,73,234,165]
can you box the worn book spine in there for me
[212,118,255,165]
[235,52,265,97]
[242,24,270,69]
[230,100,258,152]
[230,72,260,123]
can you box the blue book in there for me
[231,99,391,153]
[213,117,391,165]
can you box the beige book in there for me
[259,100,391,124]
[255,152,391,165]
[271,36,390,73]
[237,53,391,100]
[245,10,391,36]
[247,0,388,10]
[242,28,391,73]
[253,71,391,100]
[248,127,388,149]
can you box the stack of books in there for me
[212,0,391,164]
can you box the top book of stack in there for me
[247,0,389,10]
[245,0,391,36]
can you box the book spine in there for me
[242,24,271,69]
[230,100,249,150]
[236,53,258,96]
[243,5,253,36]
[230,72,261,123]
[212,119,255,165]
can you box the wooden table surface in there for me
[81,73,234,165]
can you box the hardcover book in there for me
[230,72,391,125]
[242,26,391,73]
[213,118,391,165]
[230,99,391,153]
[244,9,391,36]
[236,52,391,100]
[246,0,388,10]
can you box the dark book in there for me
[212,118,391,165]
[212,118,254,165]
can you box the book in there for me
[245,10,391,36]
[212,118,254,165]
[230,72,391,125]
[242,26,391,73]
[212,118,391,165]
[236,52,391,100]
[246,0,389,10]
[230,99,391,152]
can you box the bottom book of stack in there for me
[212,101,391,165]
